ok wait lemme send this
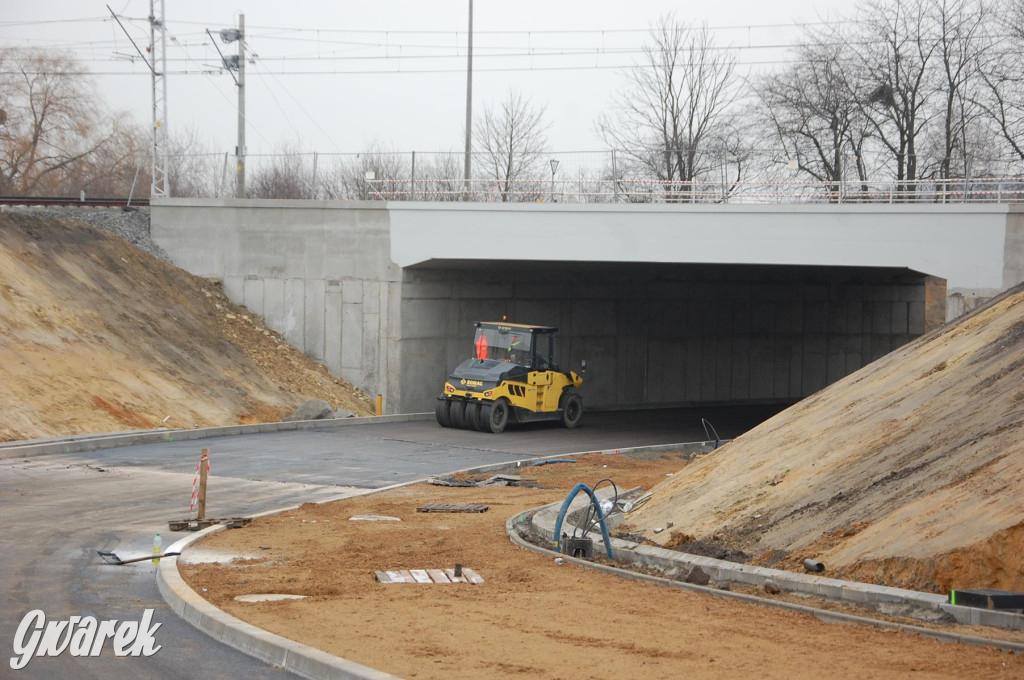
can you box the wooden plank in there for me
[416,503,490,513]
[426,569,451,584]
[462,568,485,585]
[385,570,414,583]
[379,568,480,584]
[409,569,432,584]
[444,568,468,584]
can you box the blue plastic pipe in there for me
[552,482,615,560]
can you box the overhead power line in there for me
[0,59,829,78]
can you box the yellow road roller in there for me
[435,321,585,433]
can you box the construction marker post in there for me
[376,394,383,416]
[197,449,210,520]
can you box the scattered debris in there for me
[764,580,782,595]
[375,568,484,584]
[427,478,476,488]
[803,558,826,573]
[948,588,1024,611]
[683,566,711,586]
[416,503,489,513]
[622,493,652,514]
[168,516,253,532]
[427,474,537,488]
[349,515,402,522]
[653,527,664,534]
[97,550,181,565]
[554,557,565,565]
[530,459,577,467]
[234,593,306,603]
[283,399,334,422]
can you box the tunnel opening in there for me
[396,261,945,414]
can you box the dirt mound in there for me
[0,212,373,442]
[625,284,1024,593]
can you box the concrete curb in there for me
[528,496,1024,632]
[156,478,422,680]
[530,499,948,610]
[153,443,708,679]
[0,413,433,460]
[506,511,1024,654]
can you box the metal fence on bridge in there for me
[155,149,1024,205]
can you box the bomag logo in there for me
[460,379,484,388]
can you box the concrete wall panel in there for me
[263,278,286,333]
[243,277,264,317]
[304,279,326,361]
[283,278,305,348]
[324,285,343,376]
[750,337,776,400]
[223,275,244,304]
[341,303,363,371]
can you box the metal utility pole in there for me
[463,0,473,200]
[236,13,245,199]
[149,0,168,198]
[210,15,246,198]
[109,2,168,198]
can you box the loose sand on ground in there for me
[0,213,373,442]
[180,453,1024,680]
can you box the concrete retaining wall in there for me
[151,199,402,405]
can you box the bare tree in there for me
[0,48,126,196]
[320,141,409,200]
[976,0,1024,165]
[756,32,871,198]
[472,90,548,202]
[416,152,464,201]
[246,140,313,199]
[598,15,739,201]
[852,0,940,195]
[926,0,991,183]
[70,117,150,197]
[164,124,226,198]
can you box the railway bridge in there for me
[151,199,1023,413]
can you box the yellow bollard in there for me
[375,394,383,416]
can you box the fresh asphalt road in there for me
[0,406,784,680]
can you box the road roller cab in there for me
[436,322,585,433]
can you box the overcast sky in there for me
[1,1,840,155]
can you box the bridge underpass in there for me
[398,261,944,411]
[151,199,1019,414]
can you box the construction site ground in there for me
[180,453,1024,680]
[0,212,373,443]
[6,210,1024,677]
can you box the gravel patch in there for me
[1,205,170,262]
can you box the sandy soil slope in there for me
[0,212,372,442]
[625,285,1024,593]
[181,454,1023,680]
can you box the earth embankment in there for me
[626,284,1024,593]
[0,211,372,441]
